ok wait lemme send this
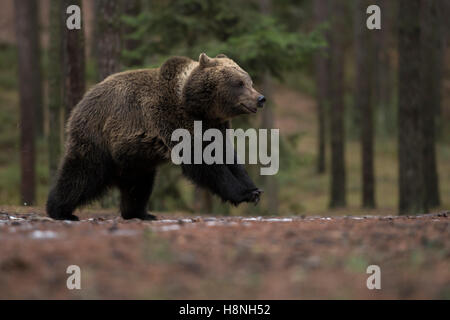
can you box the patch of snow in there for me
[204,221,236,227]
[242,217,262,221]
[155,219,179,224]
[263,218,293,222]
[111,229,138,236]
[9,216,25,221]
[158,224,181,232]
[30,230,59,239]
[203,217,219,222]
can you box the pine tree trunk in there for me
[259,0,278,215]
[420,0,442,208]
[123,0,143,67]
[95,0,122,81]
[328,0,346,208]
[373,0,393,136]
[48,0,63,182]
[261,72,279,215]
[15,0,44,138]
[398,0,426,214]
[314,0,329,174]
[355,0,375,208]
[193,187,213,214]
[62,0,86,122]
[14,0,40,205]
[437,0,449,135]
[94,0,123,208]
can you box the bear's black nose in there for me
[257,95,266,108]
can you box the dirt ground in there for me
[0,208,449,299]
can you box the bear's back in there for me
[66,69,161,151]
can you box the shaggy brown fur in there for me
[47,53,265,220]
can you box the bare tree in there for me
[355,0,375,208]
[314,0,330,174]
[328,0,347,208]
[193,187,213,214]
[62,0,86,122]
[373,0,393,135]
[94,0,123,207]
[420,0,442,208]
[14,0,41,204]
[398,0,425,214]
[123,0,143,67]
[94,0,122,81]
[259,0,278,214]
[48,0,63,181]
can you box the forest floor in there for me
[0,208,449,299]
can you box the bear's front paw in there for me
[248,188,263,205]
[228,188,263,206]
[233,188,263,206]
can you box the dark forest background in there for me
[1,0,449,216]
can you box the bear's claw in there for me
[250,188,263,205]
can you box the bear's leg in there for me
[46,153,111,221]
[117,170,157,220]
[181,164,260,206]
[220,124,262,202]
[227,162,263,204]
[226,150,260,188]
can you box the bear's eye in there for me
[236,80,245,88]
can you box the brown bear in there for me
[46,53,265,221]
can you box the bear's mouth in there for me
[240,103,257,114]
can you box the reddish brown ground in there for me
[0,208,449,299]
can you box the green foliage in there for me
[122,0,325,79]
[0,44,18,89]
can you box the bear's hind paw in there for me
[50,214,79,221]
[141,213,158,221]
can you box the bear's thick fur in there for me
[47,53,265,220]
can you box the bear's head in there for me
[183,53,265,120]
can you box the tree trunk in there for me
[313,0,330,174]
[260,72,279,215]
[373,0,393,136]
[193,187,213,214]
[15,0,44,138]
[123,0,143,67]
[259,0,278,215]
[355,0,375,208]
[94,0,123,208]
[14,0,40,205]
[95,0,122,81]
[48,0,63,182]
[398,0,426,214]
[62,0,86,122]
[420,0,442,208]
[328,0,347,208]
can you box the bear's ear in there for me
[199,53,213,68]
[215,54,228,59]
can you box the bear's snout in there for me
[257,95,266,108]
